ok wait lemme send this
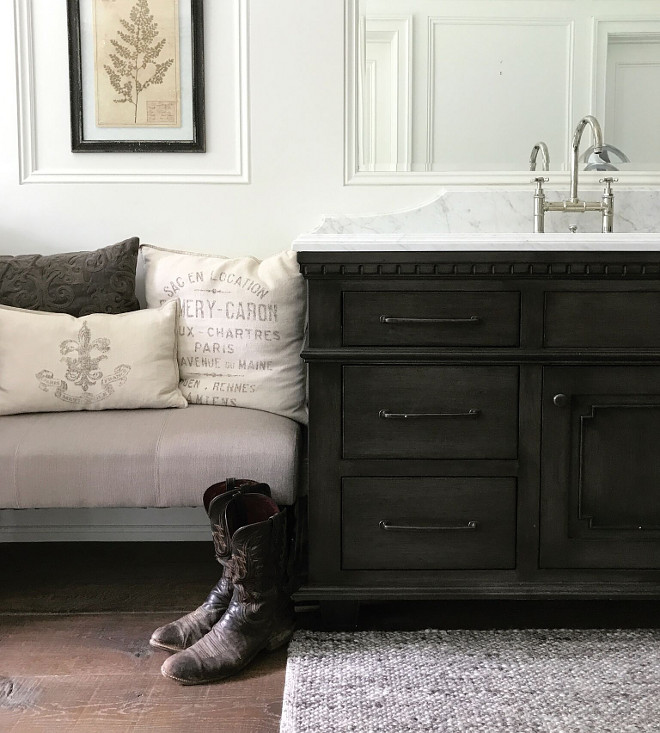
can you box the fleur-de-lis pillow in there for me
[0,301,187,415]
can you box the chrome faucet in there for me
[569,116,602,202]
[529,142,550,172]
[532,115,616,233]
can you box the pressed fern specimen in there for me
[103,0,175,124]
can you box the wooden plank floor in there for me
[2,542,660,731]
[0,613,286,733]
[0,543,286,732]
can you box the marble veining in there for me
[293,190,660,251]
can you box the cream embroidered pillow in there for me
[141,245,307,423]
[0,301,187,415]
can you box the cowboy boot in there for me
[160,493,296,685]
[149,478,271,652]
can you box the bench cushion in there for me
[0,406,300,509]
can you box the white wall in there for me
[2,1,660,259]
[0,0,427,260]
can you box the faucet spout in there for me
[570,115,603,202]
[530,142,550,172]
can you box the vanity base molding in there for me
[294,583,660,602]
[297,250,660,604]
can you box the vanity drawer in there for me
[343,291,520,347]
[342,477,517,570]
[544,292,660,348]
[343,365,518,459]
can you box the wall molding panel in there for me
[593,19,660,172]
[14,0,250,184]
[425,17,574,176]
[359,16,411,172]
[14,0,37,185]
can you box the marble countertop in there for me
[292,232,660,252]
[292,191,660,251]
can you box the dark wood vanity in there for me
[295,249,660,609]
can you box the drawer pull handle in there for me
[379,409,481,419]
[379,520,478,532]
[379,316,481,325]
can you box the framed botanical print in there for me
[66,0,205,152]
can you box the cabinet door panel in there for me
[343,365,519,459]
[541,366,660,569]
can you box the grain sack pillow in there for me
[141,245,307,423]
[0,301,187,416]
[0,237,140,316]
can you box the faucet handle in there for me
[600,177,617,195]
[532,176,548,196]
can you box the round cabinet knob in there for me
[553,393,569,408]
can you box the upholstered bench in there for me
[0,240,306,554]
[0,405,302,510]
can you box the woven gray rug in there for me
[280,628,660,733]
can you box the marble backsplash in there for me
[315,190,660,235]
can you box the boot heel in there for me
[266,625,295,651]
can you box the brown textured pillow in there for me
[0,237,140,316]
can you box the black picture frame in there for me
[66,0,205,152]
